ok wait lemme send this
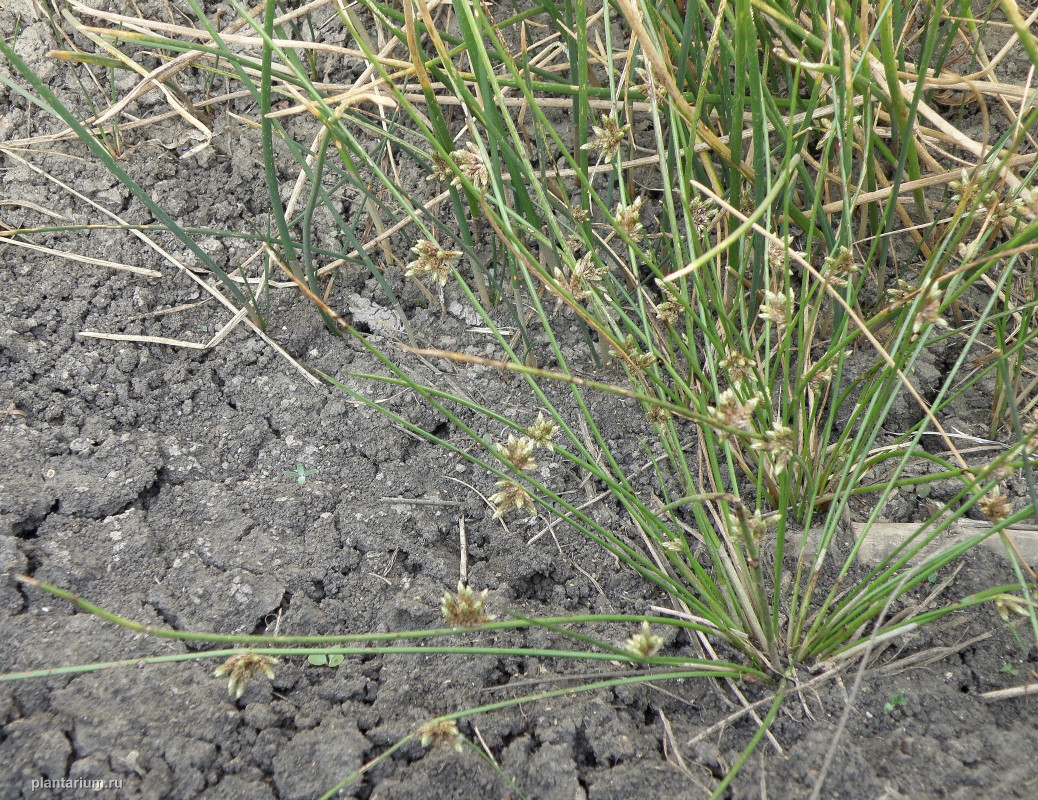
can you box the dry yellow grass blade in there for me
[0,237,162,278]
[900,70,1038,104]
[819,152,1038,214]
[61,12,213,154]
[62,0,363,136]
[866,53,1023,191]
[80,308,250,350]
[612,0,749,183]
[71,10,390,61]
[64,0,267,131]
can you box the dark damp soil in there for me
[3,2,1038,798]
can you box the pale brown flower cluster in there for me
[442,582,494,628]
[554,253,608,302]
[751,423,794,474]
[759,290,794,332]
[405,239,462,287]
[488,417,555,518]
[912,283,949,335]
[214,653,277,699]
[623,621,664,658]
[708,389,759,436]
[582,113,629,159]
[419,720,465,752]
[450,142,490,193]
[609,333,656,371]
[615,196,645,242]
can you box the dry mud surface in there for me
[3,4,1038,799]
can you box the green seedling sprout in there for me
[284,464,317,485]
[307,654,345,667]
[883,693,908,714]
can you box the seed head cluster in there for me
[495,434,537,471]
[525,412,560,449]
[912,283,949,335]
[405,239,462,287]
[488,480,534,518]
[450,142,490,194]
[720,351,754,386]
[488,420,552,518]
[609,333,656,371]
[582,113,629,159]
[822,246,858,289]
[1017,187,1038,221]
[995,594,1028,623]
[688,196,718,232]
[419,720,465,752]
[426,151,453,183]
[646,404,672,424]
[615,196,645,242]
[708,388,759,435]
[442,582,494,628]
[751,423,794,474]
[634,63,666,106]
[979,488,1012,523]
[623,621,664,659]
[758,289,794,331]
[555,253,608,302]
[214,653,277,699]
[654,280,684,325]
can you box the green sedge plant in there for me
[4,0,1038,794]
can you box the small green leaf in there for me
[1000,663,1020,676]
[284,463,317,484]
[883,692,907,713]
[307,653,344,667]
